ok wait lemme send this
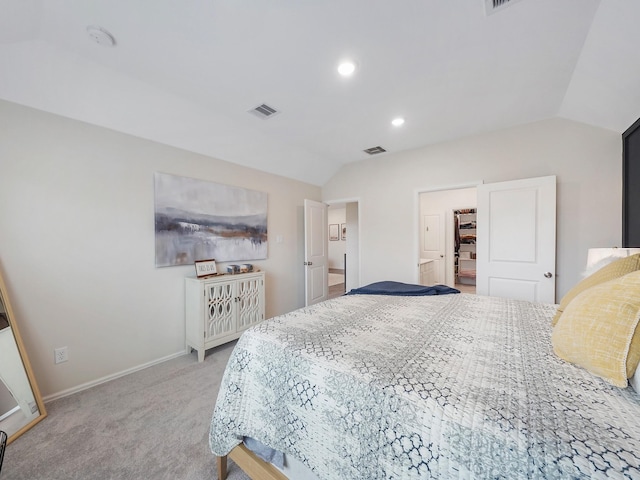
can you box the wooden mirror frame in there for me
[0,266,46,445]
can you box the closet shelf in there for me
[455,209,477,286]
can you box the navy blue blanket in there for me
[346,281,460,296]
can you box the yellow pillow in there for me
[552,270,640,387]
[552,253,640,326]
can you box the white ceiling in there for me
[1,0,639,186]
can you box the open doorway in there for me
[328,204,346,299]
[327,202,359,298]
[418,187,477,292]
[454,208,477,294]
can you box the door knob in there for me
[544,272,553,278]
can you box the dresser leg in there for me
[198,349,205,362]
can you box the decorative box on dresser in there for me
[185,271,265,362]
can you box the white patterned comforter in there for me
[209,293,640,479]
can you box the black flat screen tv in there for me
[623,117,640,247]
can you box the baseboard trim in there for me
[0,405,20,422]
[43,350,187,403]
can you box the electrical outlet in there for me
[54,346,68,364]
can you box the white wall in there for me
[0,100,320,398]
[327,206,346,269]
[323,118,622,300]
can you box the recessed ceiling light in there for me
[391,117,405,127]
[337,61,356,77]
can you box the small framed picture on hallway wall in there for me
[341,224,346,241]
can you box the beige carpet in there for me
[2,342,250,480]
[328,273,344,287]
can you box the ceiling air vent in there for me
[363,146,387,155]
[248,103,279,119]
[484,0,524,15]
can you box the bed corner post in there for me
[217,455,228,480]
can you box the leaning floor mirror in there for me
[0,265,46,444]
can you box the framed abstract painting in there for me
[154,172,268,267]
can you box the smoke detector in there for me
[86,26,116,47]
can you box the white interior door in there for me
[421,214,445,283]
[304,199,328,306]
[476,175,556,303]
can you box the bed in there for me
[209,278,640,479]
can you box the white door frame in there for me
[414,182,483,285]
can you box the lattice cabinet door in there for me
[205,282,236,340]
[185,271,266,362]
[236,275,265,332]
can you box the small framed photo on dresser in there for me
[194,259,217,278]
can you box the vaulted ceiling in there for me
[1,0,639,186]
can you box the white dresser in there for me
[185,271,265,362]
